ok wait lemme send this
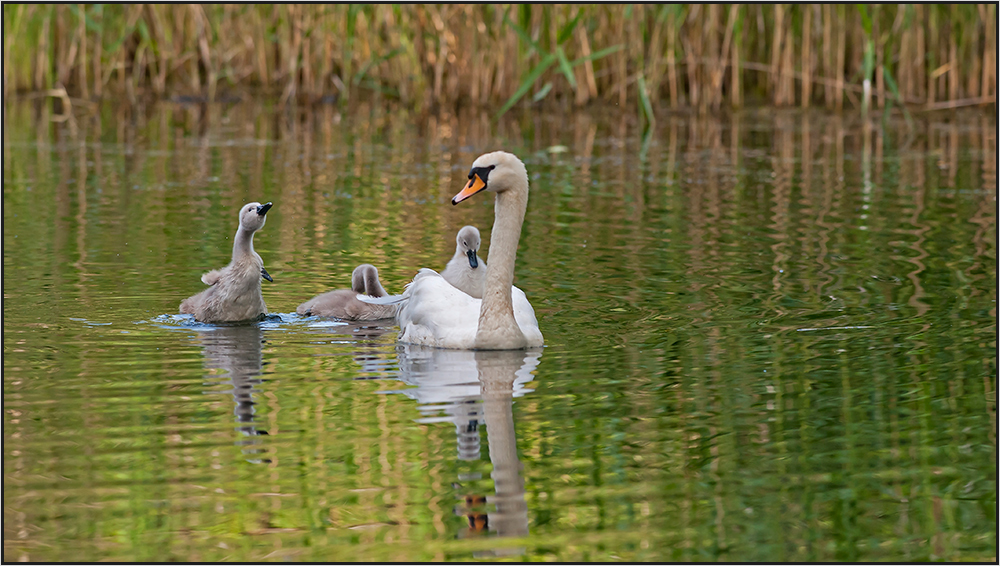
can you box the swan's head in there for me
[452,151,527,205]
[239,201,272,232]
[456,225,481,268]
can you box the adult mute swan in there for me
[180,202,273,322]
[441,225,487,299]
[394,151,543,350]
[297,264,395,320]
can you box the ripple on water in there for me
[3,104,996,562]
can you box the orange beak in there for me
[452,173,487,205]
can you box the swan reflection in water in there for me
[385,345,542,554]
[195,324,271,463]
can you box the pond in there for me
[3,100,996,562]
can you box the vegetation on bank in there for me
[3,4,996,116]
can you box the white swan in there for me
[394,151,543,350]
[441,225,487,298]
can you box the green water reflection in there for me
[3,100,996,561]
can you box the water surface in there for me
[3,101,997,561]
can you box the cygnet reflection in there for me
[196,323,271,463]
[299,319,398,378]
[388,345,541,548]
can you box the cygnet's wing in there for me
[201,269,223,286]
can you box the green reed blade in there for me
[503,9,539,55]
[569,44,623,67]
[556,10,582,46]
[857,5,873,36]
[555,46,577,90]
[532,81,553,102]
[353,47,402,86]
[881,64,913,130]
[497,52,556,118]
[638,73,655,127]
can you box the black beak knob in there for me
[256,202,273,216]
[467,249,478,269]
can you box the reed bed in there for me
[3,4,996,116]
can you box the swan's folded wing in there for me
[397,274,482,349]
[356,293,406,305]
[512,285,544,347]
[410,268,441,283]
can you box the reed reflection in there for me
[388,345,541,551]
[195,324,271,463]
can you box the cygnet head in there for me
[239,201,272,232]
[452,151,527,204]
[456,225,481,268]
[351,264,387,297]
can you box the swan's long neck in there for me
[233,227,257,264]
[476,185,528,349]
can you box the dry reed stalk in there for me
[666,9,679,108]
[645,8,664,107]
[835,5,845,110]
[146,5,165,95]
[966,6,981,100]
[78,4,88,99]
[822,4,832,107]
[34,8,50,91]
[714,5,737,111]
[801,6,811,108]
[92,5,102,98]
[916,5,926,101]
[770,4,784,104]
[684,5,701,108]
[781,10,794,106]
[874,5,883,109]
[703,4,718,111]
[927,7,939,106]
[279,4,301,106]
[949,5,959,101]
[3,3,995,114]
[615,7,627,107]
[731,16,741,108]
[984,5,996,100]
[899,13,912,100]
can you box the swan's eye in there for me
[469,165,494,184]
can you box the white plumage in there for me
[391,269,542,350]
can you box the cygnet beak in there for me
[261,267,273,282]
[256,202,273,216]
[466,249,478,269]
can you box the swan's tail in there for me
[357,293,407,305]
